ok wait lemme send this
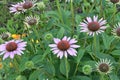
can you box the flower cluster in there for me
[9,0,37,14]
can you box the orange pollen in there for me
[6,42,18,52]
[57,40,70,51]
[88,22,100,32]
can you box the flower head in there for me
[79,16,107,36]
[0,40,27,60]
[22,0,37,9]
[9,2,25,14]
[110,0,119,4]
[49,36,80,59]
[82,65,92,75]
[95,59,113,74]
[112,23,120,38]
[24,15,39,27]
[0,32,11,40]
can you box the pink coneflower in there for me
[22,0,37,9]
[9,2,25,14]
[79,16,107,36]
[0,40,27,60]
[49,36,80,59]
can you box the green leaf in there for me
[41,47,51,61]
[109,73,119,80]
[71,76,91,80]
[60,59,70,77]
[29,70,40,80]
[75,49,85,63]
[57,27,64,38]
[111,50,120,56]
[44,61,55,76]
[102,33,114,49]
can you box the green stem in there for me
[100,74,105,80]
[73,63,79,76]
[32,27,44,51]
[55,0,64,24]
[110,4,117,26]
[65,57,69,79]
[70,0,75,34]
[94,34,97,54]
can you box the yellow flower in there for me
[11,34,21,39]
[0,62,3,69]
[9,62,14,68]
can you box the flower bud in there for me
[44,33,53,41]
[25,61,34,69]
[36,2,45,10]
[82,65,92,75]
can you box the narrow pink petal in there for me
[53,49,60,54]
[59,51,63,59]
[49,44,57,47]
[67,49,74,56]
[10,53,15,59]
[0,44,6,51]
[69,39,77,44]
[93,16,98,22]
[3,52,10,60]
[62,36,67,40]
[70,45,80,48]
[64,51,68,58]
[86,17,92,23]
[54,38,60,44]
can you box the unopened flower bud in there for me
[82,65,92,75]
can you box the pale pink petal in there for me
[3,52,10,60]
[54,38,60,44]
[70,45,80,48]
[49,44,57,47]
[69,39,77,44]
[62,36,67,40]
[86,17,92,23]
[64,51,68,58]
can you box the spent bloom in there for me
[24,15,39,27]
[0,40,27,60]
[112,23,120,38]
[79,16,107,36]
[49,36,80,59]
[95,59,113,74]
[9,2,25,14]
[110,0,119,4]
[22,0,37,9]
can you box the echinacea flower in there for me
[0,40,27,60]
[24,15,39,27]
[79,16,107,36]
[110,0,119,4]
[49,36,80,59]
[9,2,25,14]
[22,0,37,9]
[95,59,113,74]
[112,23,120,38]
